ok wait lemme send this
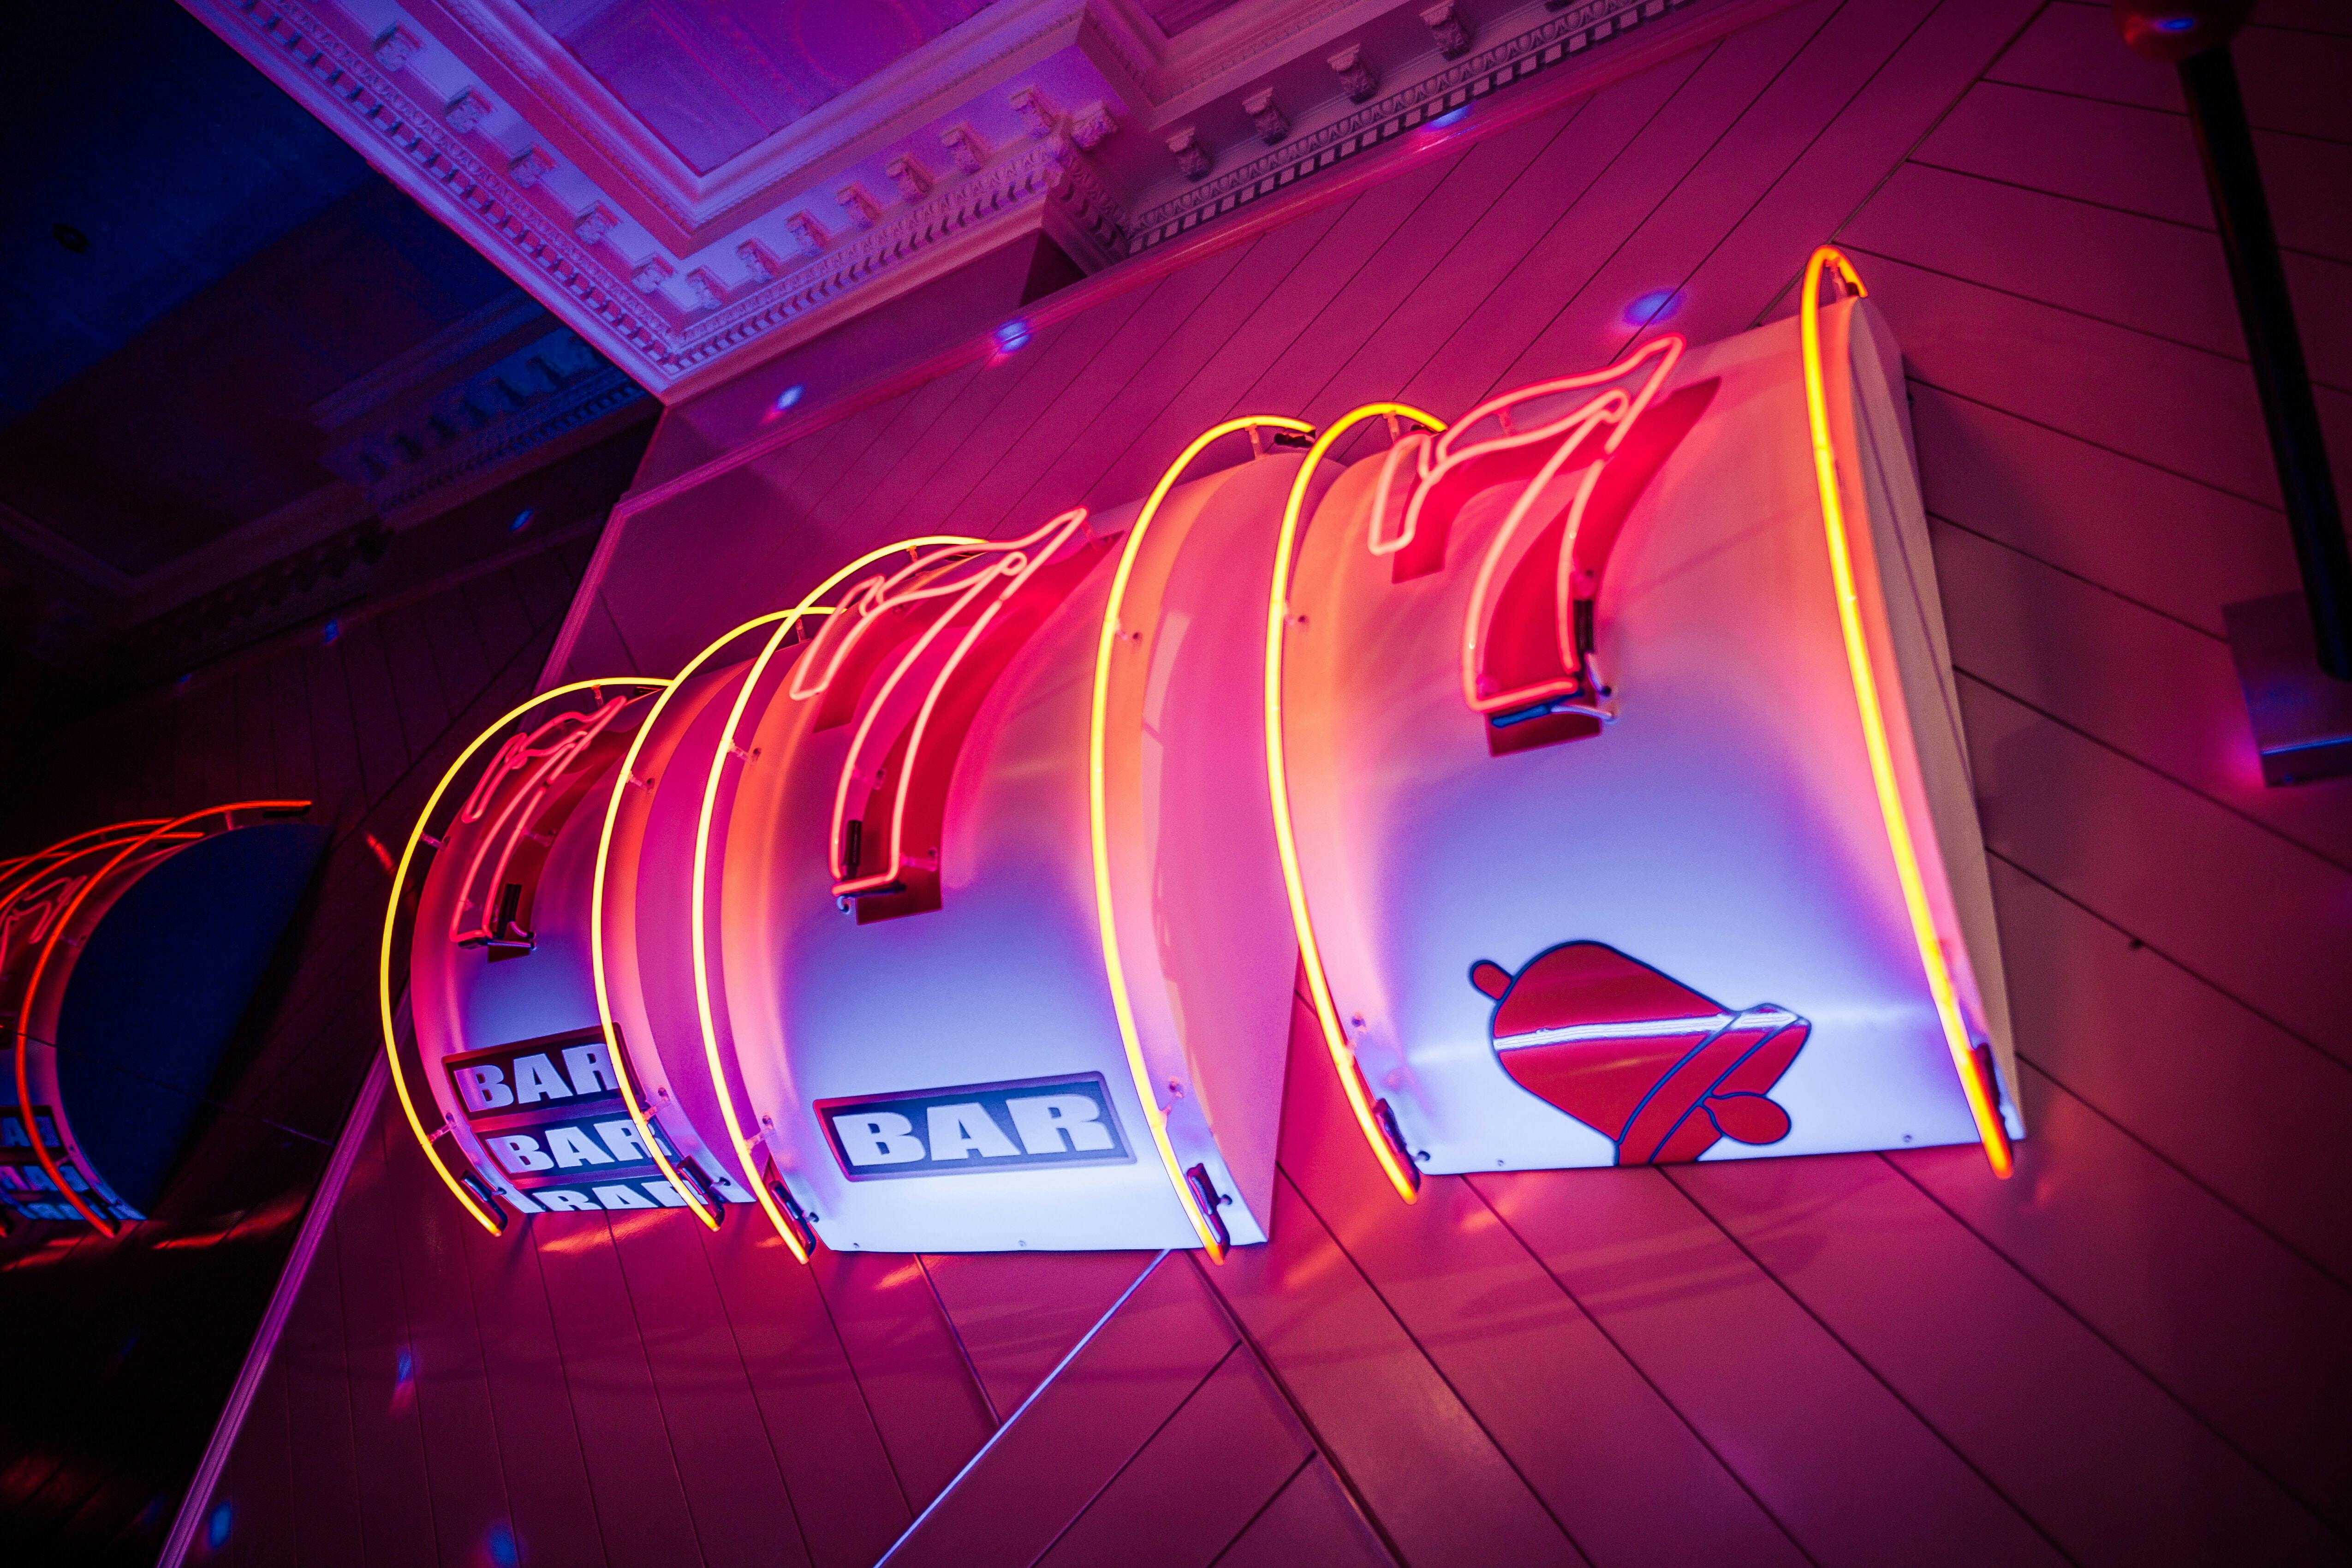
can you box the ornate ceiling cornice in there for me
[182,0,1718,401]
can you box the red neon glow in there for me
[15,802,309,1232]
[1448,338,1683,720]
[389,680,668,1237]
[1473,942,1807,1165]
[445,697,632,948]
[808,510,1096,911]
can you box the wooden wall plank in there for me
[529,1211,709,1568]
[1214,1172,1585,1567]
[1897,1066,2352,1531]
[886,1258,1238,1568]
[1315,43,1712,419]
[917,1250,1162,1419]
[1907,382,2298,636]
[331,1125,442,1567]
[1036,1347,1312,1568]
[383,1130,518,1568]
[1274,995,1806,1568]
[278,1216,363,1568]
[1677,1152,2341,1564]
[1477,1166,2067,1568]
[1960,679,2352,1058]
[608,1212,814,1568]
[806,1250,996,1511]
[697,1217,910,1568]
[456,1186,612,1568]
[1984,858,2352,1284]
[1210,1459,1396,1568]
[1933,520,2352,864]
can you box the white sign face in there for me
[398,264,2018,1253]
[1276,299,2015,1181]
[817,1073,1134,1180]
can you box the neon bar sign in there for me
[384,249,2020,1257]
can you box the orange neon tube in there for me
[1264,403,1448,1204]
[685,537,983,1257]
[18,802,309,1233]
[1799,245,2011,1178]
[1091,416,1314,1260]
[382,682,665,1235]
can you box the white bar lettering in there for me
[534,1189,598,1212]
[592,1184,656,1210]
[926,1103,1020,1161]
[833,1112,925,1166]
[562,1042,621,1096]
[546,1126,616,1168]
[454,1064,514,1111]
[593,1119,649,1162]
[488,1133,553,1173]
[512,1053,574,1104]
[1007,1095,1114,1154]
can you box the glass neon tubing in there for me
[586,635,807,1233]
[824,516,1087,899]
[382,681,665,1236]
[1265,403,1448,1204]
[1092,417,1314,1260]
[2,823,194,1228]
[0,821,171,884]
[1799,244,2013,1178]
[687,537,984,1257]
[20,802,309,1233]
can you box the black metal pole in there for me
[2176,44,2352,680]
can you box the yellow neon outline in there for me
[382,680,665,1236]
[1092,417,1314,1259]
[688,537,985,1256]
[1264,404,1447,1204]
[22,802,309,1232]
[1799,245,2012,1178]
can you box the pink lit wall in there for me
[192,2,2352,1564]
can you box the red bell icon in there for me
[1472,942,1807,1166]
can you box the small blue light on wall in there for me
[486,1520,520,1567]
[774,384,804,412]
[508,507,536,534]
[1428,104,1472,130]
[1622,288,1685,328]
[206,1501,234,1551]
[395,1346,415,1386]
[2152,14,2196,30]
[322,619,341,646]
[993,319,1032,355]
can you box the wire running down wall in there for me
[191,2,2352,1564]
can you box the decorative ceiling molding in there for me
[1131,0,1683,247]
[183,0,1720,401]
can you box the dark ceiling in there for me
[0,0,648,736]
[0,0,377,422]
[1,182,518,579]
